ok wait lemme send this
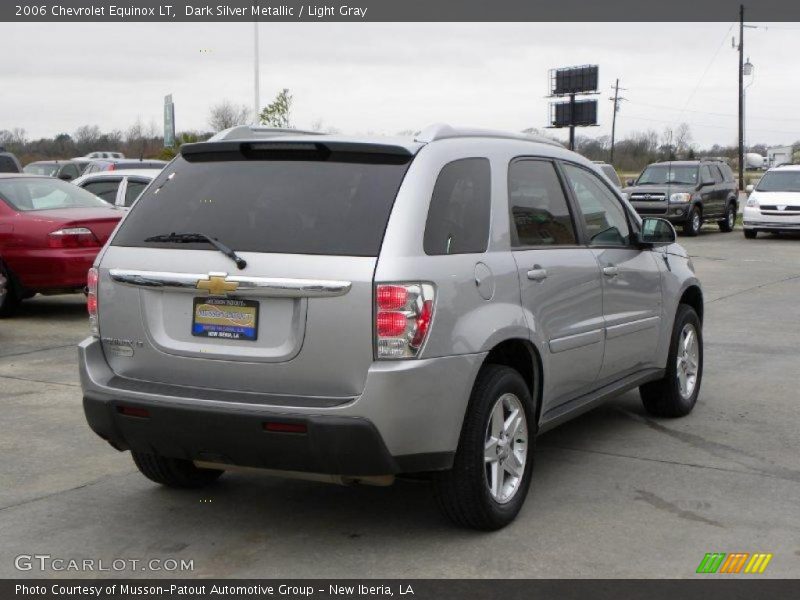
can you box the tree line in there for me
[4,90,798,173]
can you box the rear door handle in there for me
[527,267,548,282]
[602,266,619,277]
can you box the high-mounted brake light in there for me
[87,267,99,337]
[48,227,99,248]
[375,283,435,359]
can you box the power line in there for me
[626,100,800,124]
[679,22,735,117]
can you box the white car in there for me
[72,169,161,210]
[743,165,800,239]
[79,151,125,160]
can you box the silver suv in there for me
[79,124,704,530]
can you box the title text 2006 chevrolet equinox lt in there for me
[80,124,704,530]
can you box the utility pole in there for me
[738,4,744,191]
[609,78,626,164]
[253,22,260,124]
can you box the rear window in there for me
[112,153,412,256]
[23,163,59,176]
[0,178,111,211]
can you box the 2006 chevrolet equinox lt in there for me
[80,124,704,530]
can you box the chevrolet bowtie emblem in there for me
[196,274,238,296]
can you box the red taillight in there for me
[87,267,99,336]
[108,163,116,171]
[264,422,307,434]
[48,227,99,248]
[376,311,407,337]
[410,300,434,349]
[117,405,150,418]
[376,285,408,310]
[375,283,435,359]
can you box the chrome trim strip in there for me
[109,269,352,298]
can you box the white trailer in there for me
[767,146,793,168]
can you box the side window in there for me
[700,165,715,185]
[124,179,148,207]
[563,163,631,247]
[62,164,80,179]
[423,158,491,255]
[710,165,724,184]
[82,180,120,204]
[508,159,577,247]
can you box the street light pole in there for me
[738,4,744,191]
[254,22,260,124]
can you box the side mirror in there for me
[626,178,635,186]
[746,184,754,193]
[638,217,676,247]
[58,172,74,181]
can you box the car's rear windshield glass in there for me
[755,171,800,193]
[23,163,59,176]
[112,153,412,256]
[637,165,698,185]
[0,178,111,211]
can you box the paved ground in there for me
[1,229,799,579]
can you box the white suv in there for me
[744,165,800,238]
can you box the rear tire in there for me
[683,207,701,237]
[640,304,703,418]
[718,204,736,232]
[433,365,535,530]
[744,229,757,239]
[132,451,224,488]
[0,261,21,318]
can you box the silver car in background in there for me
[79,124,703,529]
[72,169,162,210]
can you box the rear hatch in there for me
[97,139,414,402]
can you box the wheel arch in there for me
[480,338,543,427]
[679,284,704,323]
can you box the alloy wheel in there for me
[676,323,699,399]
[484,393,528,504]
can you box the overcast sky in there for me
[3,21,800,148]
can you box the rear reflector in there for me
[117,405,150,418]
[263,422,307,434]
[87,267,99,337]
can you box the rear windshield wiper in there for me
[144,232,247,270]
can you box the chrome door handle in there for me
[527,267,548,282]
[602,266,619,277]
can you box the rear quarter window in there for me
[423,158,491,255]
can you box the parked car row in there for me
[0,152,166,315]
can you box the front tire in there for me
[719,204,736,232]
[433,365,535,530]
[683,207,702,237]
[640,304,703,418]
[132,451,224,488]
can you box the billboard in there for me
[550,99,598,128]
[550,65,599,96]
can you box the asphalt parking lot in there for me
[1,229,798,579]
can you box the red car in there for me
[0,174,122,316]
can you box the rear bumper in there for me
[79,338,485,475]
[6,248,99,291]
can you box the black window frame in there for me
[506,156,582,250]
[423,157,492,256]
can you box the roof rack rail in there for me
[414,123,563,147]
[208,125,321,142]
